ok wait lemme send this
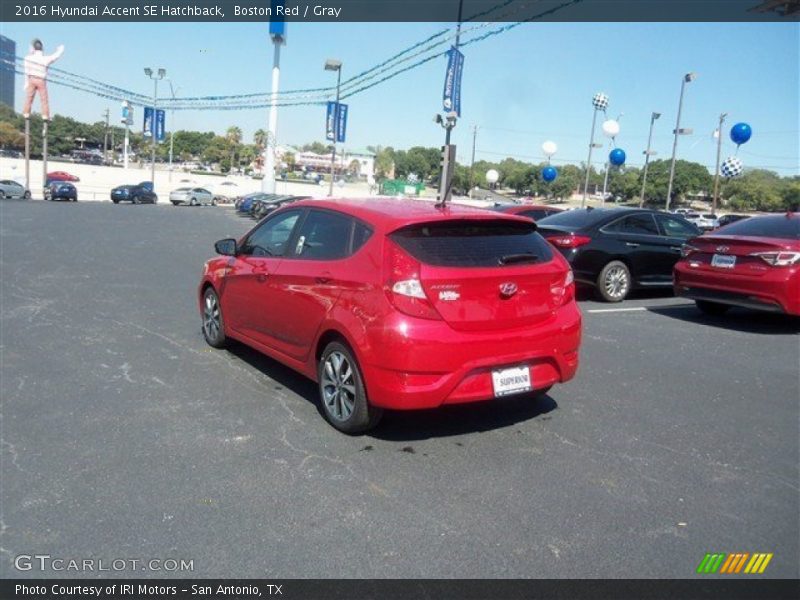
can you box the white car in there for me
[213,181,240,204]
[0,179,31,199]
[170,187,216,206]
[684,212,719,230]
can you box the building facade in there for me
[0,35,16,109]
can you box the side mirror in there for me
[214,238,237,256]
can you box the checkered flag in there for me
[592,92,609,111]
[721,156,743,178]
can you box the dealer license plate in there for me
[711,254,736,269]
[492,366,532,398]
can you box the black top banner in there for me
[2,579,800,600]
[1,0,799,23]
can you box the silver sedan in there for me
[0,179,31,199]
[169,187,216,206]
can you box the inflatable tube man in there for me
[22,39,64,121]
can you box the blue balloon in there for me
[542,166,558,182]
[730,122,752,146]
[609,148,626,166]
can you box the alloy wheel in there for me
[604,266,629,300]
[320,351,356,422]
[203,291,221,342]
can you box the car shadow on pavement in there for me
[648,304,800,335]
[370,394,558,441]
[222,339,558,439]
[576,286,675,302]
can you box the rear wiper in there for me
[498,253,539,265]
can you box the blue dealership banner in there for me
[326,101,336,141]
[442,46,464,116]
[143,106,154,137]
[155,109,166,142]
[336,103,348,143]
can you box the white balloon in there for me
[486,169,500,184]
[541,141,558,157]
[602,119,620,138]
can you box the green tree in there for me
[0,121,24,149]
[226,126,242,173]
[722,169,787,211]
[640,159,713,206]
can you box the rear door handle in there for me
[315,271,333,284]
[625,242,640,248]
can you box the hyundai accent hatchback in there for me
[198,198,582,432]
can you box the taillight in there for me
[547,234,592,249]
[750,251,800,267]
[384,241,442,320]
[550,270,575,306]
[681,244,699,258]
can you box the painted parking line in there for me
[586,303,694,314]
[586,307,647,314]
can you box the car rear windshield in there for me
[390,220,553,267]
[716,214,800,239]
[536,208,613,230]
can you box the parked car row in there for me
[235,193,310,220]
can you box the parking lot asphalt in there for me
[1,200,798,579]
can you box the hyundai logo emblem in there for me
[499,282,518,297]
[716,245,730,253]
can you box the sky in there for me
[1,20,798,174]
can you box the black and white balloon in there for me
[721,156,744,178]
[592,92,609,111]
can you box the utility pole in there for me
[639,111,661,207]
[325,59,343,197]
[468,125,478,196]
[712,112,727,215]
[168,80,179,182]
[665,72,696,211]
[103,108,110,164]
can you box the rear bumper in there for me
[361,302,582,410]
[674,262,799,315]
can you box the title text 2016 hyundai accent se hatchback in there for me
[198,199,582,433]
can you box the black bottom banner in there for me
[1,579,799,600]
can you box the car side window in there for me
[606,214,659,235]
[292,210,353,261]
[656,215,700,238]
[352,221,373,253]
[241,210,301,257]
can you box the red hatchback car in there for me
[674,212,800,316]
[198,198,582,432]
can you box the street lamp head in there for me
[652,112,661,120]
[158,68,166,79]
[434,114,444,125]
[684,72,697,82]
[324,59,342,71]
[144,68,153,77]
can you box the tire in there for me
[190,197,198,206]
[171,201,180,206]
[696,300,731,316]
[318,341,382,434]
[211,198,217,206]
[112,198,119,204]
[597,260,631,302]
[132,195,141,204]
[23,191,31,199]
[201,287,228,349]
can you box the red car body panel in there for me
[199,198,582,410]
[497,204,564,220]
[46,171,80,182]
[674,227,800,316]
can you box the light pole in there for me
[665,72,696,211]
[325,58,342,197]
[262,19,286,193]
[582,92,609,208]
[639,111,661,207]
[144,67,166,188]
[167,80,179,182]
[601,113,623,206]
[712,112,727,215]
[468,125,478,196]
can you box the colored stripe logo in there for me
[697,552,773,574]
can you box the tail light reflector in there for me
[384,241,442,320]
[750,251,800,267]
[547,234,592,249]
